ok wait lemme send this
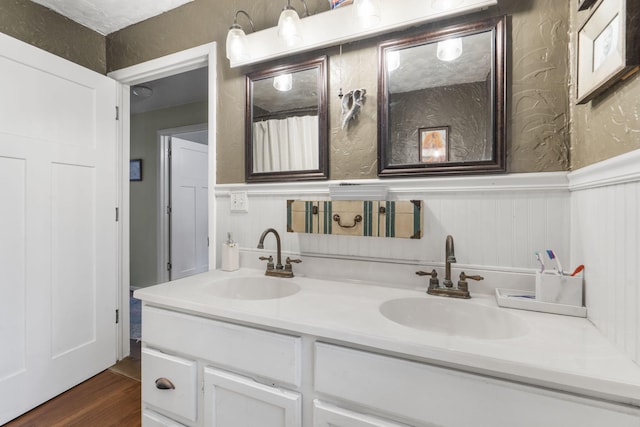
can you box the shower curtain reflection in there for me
[253,115,319,172]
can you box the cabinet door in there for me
[314,400,408,427]
[203,367,301,427]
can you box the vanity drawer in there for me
[142,409,187,427]
[142,348,197,423]
[143,306,302,387]
[314,343,640,427]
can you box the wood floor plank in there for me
[5,371,141,427]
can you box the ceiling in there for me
[130,67,208,115]
[30,0,193,35]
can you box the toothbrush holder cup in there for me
[535,271,584,306]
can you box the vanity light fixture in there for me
[431,0,465,10]
[278,0,309,47]
[353,0,381,28]
[226,10,255,62]
[437,37,463,61]
[273,73,293,91]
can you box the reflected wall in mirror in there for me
[378,16,506,177]
[246,55,328,182]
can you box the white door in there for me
[170,137,208,280]
[203,367,301,427]
[0,33,117,423]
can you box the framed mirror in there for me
[377,16,506,177]
[246,55,328,182]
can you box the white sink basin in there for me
[208,277,301,300]
[380,297,528,339]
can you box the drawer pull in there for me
[155,377,175,390]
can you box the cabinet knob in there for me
[155,377,175,390]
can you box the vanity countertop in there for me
[134,268,640,406]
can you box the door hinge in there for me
[166,206,172,215]
[167,262,172,271]
[207,237,210,247]
[115,207,119,222]
[168,148,172,158]
[115,106,119,120]
[115,309,119,324]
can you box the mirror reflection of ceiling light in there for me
[131,85,153,98]
[353,0,381,28]
[273,73,293,91]
[386,50,401,72]
[437,37,463,61]
[278,0,309,47]
[226,10,255,62]
[431,0,465,10]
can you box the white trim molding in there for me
[569,149,640,191]
[215,172,569,197]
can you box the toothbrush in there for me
[534,251,545,273]
[546,250,564,275]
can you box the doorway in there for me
[108,42,217,360]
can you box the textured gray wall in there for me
[0,0,106,74]
[104,0,572,183]
[389,82,490,165]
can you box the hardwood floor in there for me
[6,341,142,427]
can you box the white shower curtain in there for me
[253,115,319,173]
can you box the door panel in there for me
[170,137,208,280]
[203,367,301,427]
[0,32,117,424]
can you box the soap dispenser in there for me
[221,232,239,271]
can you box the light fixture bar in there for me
[229,0,497,68]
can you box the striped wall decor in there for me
[287,200,423,239]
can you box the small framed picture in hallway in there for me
[130,159,142,181]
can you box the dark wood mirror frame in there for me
[245,55,329,183]
[377,16,507,177]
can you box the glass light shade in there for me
[278,8,303,47]
[226,26,249,62]
[273,74,293,92]
[431,0,465,10]
[437,37,463,61]
[353,0,381,28]
[386,50,401,72]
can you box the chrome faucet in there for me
[417,235,484,299]
[257,228,301,278]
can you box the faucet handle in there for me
[259,255,274,270]
[457,271,484,294]
[460,272,483,282]
[284,257,301,273]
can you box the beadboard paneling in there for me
[215,174,570,286]
[570,177,640,364]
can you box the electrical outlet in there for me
[230,191,249,213]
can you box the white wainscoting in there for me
[569,149,640,365]
[215,173,570,290]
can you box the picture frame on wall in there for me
[419,126,449,163]
[576,0,640,104]
[130,159,142,181]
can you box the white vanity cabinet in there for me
[314,343,640,427]
[313,400,408,427]
[140,305,303,427]
[203,367,301,426]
